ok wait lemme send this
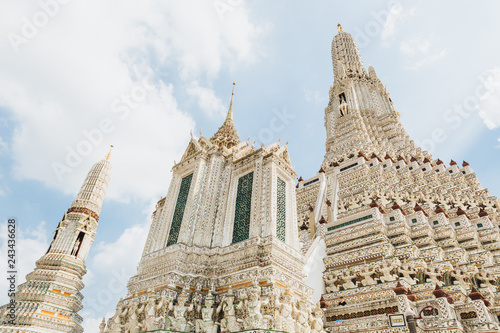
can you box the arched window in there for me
[339,92,346,104]
[71,232,85,257]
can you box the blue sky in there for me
[1,1,500,331]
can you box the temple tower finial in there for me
[210,82,240,149]
[331,26,366,79]
[106,145,114,160]
[227,81,236,121]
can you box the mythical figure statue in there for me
[452,269,471,290]
[310,305,326,333]
[359,264,377,286]
[274,288,296,333]
[295,300,311,333]
[107,299,126,333]
[238,283,269,329]
[217,287,241,333]
[195,293,217,333]
[425,267,443,286]
[123,299,143,333]
[70,237,81,256]
[398,263,418,285]
[476,271,496,290]
[342,271,358,289]
[166,290,193,332]
[99,318,106,333]
[378,261,398,283]
[324,272,339,292]
[143,293,166,331]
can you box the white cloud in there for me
[406,49,447,70]
[186,81,227,119]
[399,34,447,70]
[399,34,430,56]
[81,218,150,331]
[0,221,49,305]
[90,224,148,278]
[304,88,326,104]
[381,2,418,44]
[477,68,500,130]
[0,0,266,203]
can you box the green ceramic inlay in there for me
[166,173,193,246]
[276,178,286,242]
[328,214,373,231]
[232,172,254,243]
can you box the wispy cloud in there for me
[381,2,418,44]
[399,34,447,70]
[186,81,227,119]
[399,34,431,56]
[406,49,447,70]
[477,68,500,130]
[304,88,326,104]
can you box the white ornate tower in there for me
[324,23,421,162]
[0,152,112,333]
[301,25,500,332]
[102,84,319,333]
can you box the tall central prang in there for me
[306,24,500,333]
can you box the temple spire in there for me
[331,26,366,79]
[226,81,235,121]
[0,156,112,331]
[106,145,114,160]
[210,82,240,149]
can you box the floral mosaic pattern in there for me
[166,173,193,246]
[276,177,286,242]
[232,172,253,244]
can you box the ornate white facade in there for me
[100,83,324,333]
[0,153,112,332]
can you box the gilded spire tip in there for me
[106,145,113,160]
[337,23,343,33]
